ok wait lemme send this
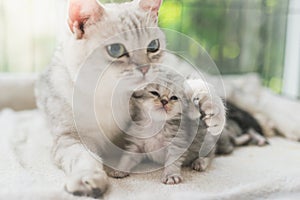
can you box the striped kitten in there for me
[110,74,215,184]
[36,0,225,197]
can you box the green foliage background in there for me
[159,0,289,93]
[0,0,289,94]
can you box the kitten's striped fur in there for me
[110,73,215,184]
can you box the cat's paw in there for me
[191,157,211,172]
[65,170,109,198]
[193,91,226,135]
[162,174,183,185]
[108,170,130,179]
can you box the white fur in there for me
[36,0,226,197]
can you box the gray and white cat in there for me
[35,0,225,197]
[109,73,215,184]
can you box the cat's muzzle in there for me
[137,65,150,76]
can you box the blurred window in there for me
[0,0,64,72]
[283,0,300,99]
[0,0,298,98]
[159,0,290,95]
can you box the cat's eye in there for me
[150,91,160,97]
[170,96,178,101]
[106,43,128,58]
[147,39,160,53]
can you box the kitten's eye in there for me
[147,39,160,53]
[170,96,178,101]
[150,91,160,97]
[107,43,128,58]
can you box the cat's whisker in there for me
[117,73,134,78]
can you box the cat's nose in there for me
[161,99,168,106]
[137,65,150,76]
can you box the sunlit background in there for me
[0,0,299,98]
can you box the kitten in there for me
[35,0,226,197]
[109,74,215,184]
[217,101,269,155]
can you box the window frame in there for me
[283,0,300,99]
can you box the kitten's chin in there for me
[149,109,168,122]
[151,111,177,122]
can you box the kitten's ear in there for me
[68,0,105,39]
[137,0,163,16]
[132,90,145,99]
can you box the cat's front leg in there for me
[162,150,186,185]
[53,133,108,198]
[162,161,183,185]
[109,144,143,179]
[186,79,226,136]
[191,149,215,172]
[108,154,142,179]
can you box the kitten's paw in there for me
[193,91,225,135]
[191,157,210,172]
[108,170,130,179]
[162,174,183,185]
[248,130,269,146]
[65,170,109,198]
[256,138,269,146]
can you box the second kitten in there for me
[110,75,215,184]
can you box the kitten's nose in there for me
[137,65,150,76]
[161,99,168,106]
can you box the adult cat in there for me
[36,0,225,197]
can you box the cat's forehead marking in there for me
[113,7,155,40]
[155,84,173,97]
[155,84,160,91]
[127,13,142,31]
[122,13,149,42]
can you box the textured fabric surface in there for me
[0,109,299,200]
[0,74,37,111]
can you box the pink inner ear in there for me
[68,0,104,35]
[68,3,83,33]
[139,0,162,14]
[69,2,82,23]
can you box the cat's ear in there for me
[68,0,105,39]
[137,0,163,16]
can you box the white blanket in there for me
[1,109,300,200]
